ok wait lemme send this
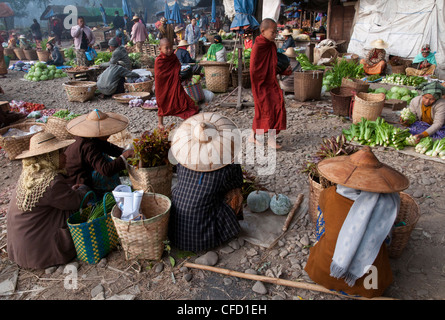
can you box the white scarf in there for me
[330,185,400,287]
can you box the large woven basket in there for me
[111,192,171,261]
[388,192,420,258]
[127,164,173,198]
[44,116,74,140]
[4,48,17,60]
[37,50,51,62]
[63,81,97,102]
[294,70,324,102]
[341,77,370,93]
[124,80,154,93]
[183,82,205,103]
[201,61,230,93]
[0,122,45,160]
[231,69,251,88]
[351,92,385,124]
[330,87,355,117]
[13,48,26,60]
[390,64,406,75]
[23,49,38,60]
[308,175,335,226]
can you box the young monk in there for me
[249,18,287,149]
[155,38,199,130]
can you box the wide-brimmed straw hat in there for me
[284,47,297,58]
[16,132,75,160]
[317,146,409,193]
[170,113,242,172]
[174,26,183,33]
[178,40,189,47]
[282,29,293,37]
[132,15,140,21]
[370,39,389,49]
[47,36,56,43]
[66,109,129,138]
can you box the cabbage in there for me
[398,88,410,96]
[392,93,401,100]
[375,87,387,94]
[411,90,419,97]
[401,95,411,102]
[390,86,400,93]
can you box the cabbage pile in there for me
[24,62,67,82]
[369,86,419,104]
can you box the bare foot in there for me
[157,123,165,130]
[268,138,282,150]
[248,133,261,145]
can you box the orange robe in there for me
[154,52,198,120]
[250,35,286,134]
[305,186,393,298]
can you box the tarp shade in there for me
[347,0,445,78]
[122,0,132,18]
[211,0,216,23]
[164,1,172,23]
[230,0,260,31]
[170,1,184,24]
[0,2,13,18]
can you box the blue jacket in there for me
[176,48,195,64]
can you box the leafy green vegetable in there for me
[296,53,326,71]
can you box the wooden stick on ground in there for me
[184,262,396,301]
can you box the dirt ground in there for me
[0,64,444,303]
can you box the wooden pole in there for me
[184,262,397,301]
[327,0,332,39]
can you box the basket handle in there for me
[79,190,97,211]
[144,185,159,206]
[102,192,114,217]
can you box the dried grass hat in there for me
[282,29,293,37]
[170,112,242,172]
[132,15,140,21]
[317,146,409,193]
[66,109,129,138]
[370,39,389,49]
[174,26,184,33]
[178,40,189,47]
[15,132,75,159]
[284,47,297,58]
[47,36,56,43]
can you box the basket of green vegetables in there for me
[45,109,81,140]
[68,192,119,264]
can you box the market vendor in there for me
[405,44,437,77]
[206,35,226,62]
[8,33,18,48]
[244,32,253,49]
[130,16,149,53]
[168,113,244,252]
[175,40,202,76]
[45,37,64,67]
[279,29,295,52]
[174,26,184,44]
[19,35,31,50]
[64,109,134,197]
[305,146,409,298]
[70,16,95,67]
[7,132,91,270]
[360,39,388,75]
[155,38,199,130]
[401,82,445,141]
[96,61,140,97]
[100,38,132,70]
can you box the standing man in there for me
[184,18,200,59]
[130,15,149,53]
[51,17,63,46]
[249,18,287,150]
[123,14,134,38]
[30,19,42,49]
[71,16,95,67]
[113,11,125,33]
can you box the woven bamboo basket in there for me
[4,48,17,60]
[388,192,420,259]
[308,175,335,226]
[390,64,406,75]
[124,80,154,93]
[13,48,26,60]
[44,116,74,140]
[127,164,173,198]
[231,69,251,88]
[201,61,230,93]
[23,49,38,60]
[0,122,45,160]
[294,70,324,102]
[351,92,385,124]
[63,81,97,103]
[341,77,370,93]
[111,192,171,261]
[330,87,355,117]
[112,92,151,104]
[37,50,51,62]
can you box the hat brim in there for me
[317,155,409,193]
[66,112,129,138]
[15,139,75,159]
[371,40,389,49]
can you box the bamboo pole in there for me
[184,262,397,301]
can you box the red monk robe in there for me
[154,52,198,120]
[250,34,286,134]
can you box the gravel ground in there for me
[0,69,444,302]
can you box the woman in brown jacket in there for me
[7,132,91,270]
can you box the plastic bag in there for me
[112,185,144,221]
[203,89,215,102]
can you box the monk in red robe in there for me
[249,19,287,149]
[155,38,199,129]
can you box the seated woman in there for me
[168,113,244,252]
[401,82,445,142]
[206,35,226,62]
[46,37,64,66]
[7,132,91,269]
[64,109,134,198]
[96,62,140,97]
[305,146,409,298]
[175,39,201,75]
[405,44,437,77]
[360,39,388,75]
[279,29,295,52]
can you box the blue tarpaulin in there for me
[230,0,259,31]
[122,0,132,18]
[170,0,184,24]
[99,5,108,27]
[164,1,172,24]
[211,0,216,23]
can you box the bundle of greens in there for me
[296,53,326,71]
[52,109,81,121]
[400,107,417,125]
[381,74,427,86]
[427,138,445,157]
[88,193,116,222]
[227,48,252,70]
[94,52,113,66]
[415,137,433,154]
[129,52,142,68]
[322,58,365,91]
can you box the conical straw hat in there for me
[15,132,75,159]
[170,113,241,172]
[66,109,129,138]
[317,146,409,193]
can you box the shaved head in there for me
[260,18,277,42]
[159,38,173,56]
[160,38,171,47]
[260,18,277,32]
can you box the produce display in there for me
[369,86,419,104]
[52,109,81,120]
[226,48,251,69]
[296,53,325,71]
[380,73,427,86]
[128,52,142,68]
[94,52,112,65]
[322,59,365,91]
[87,194,116,222]
[129,98,144,108]
[142,98,158,110]
[342,117,411,150]
[24,62,67,81]
[400,107,417,125]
